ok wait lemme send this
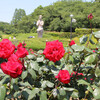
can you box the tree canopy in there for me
[0,0,100,33]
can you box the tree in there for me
[11,8,26,27]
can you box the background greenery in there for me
[0,0,100,34]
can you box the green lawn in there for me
[1,32,97,50]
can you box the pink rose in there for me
[69,40,75,46]
[93,50,95,53]
[15,47,28,58]
[30,49,33,51]
[55,70,70,84]
[0,39,15,59]
[1,61,23,78]
[43,40,65,62]
[88,13,93,20]
[17,42,26,48]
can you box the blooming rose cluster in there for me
[43,40,65,62]
[88,13,93,20]
[0,39,28,78]
[55,70,70,84]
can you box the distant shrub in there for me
[0,31,3,39]
[44,31,60,37]
[75,28,99,35]
[59,32,78,38]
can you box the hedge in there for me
[75,28,100,35]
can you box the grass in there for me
[1,32,97,50]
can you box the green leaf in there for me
[52,88,59,98]
[28,88,40,100]
[19,82,32,88]
[71,91,79,98]
[37,57,44,62]
[93,88,100,99]
[0,86,6,100]
[63,64,74,74]
[85,48,93,53]
[37,50,43,54]
[13,83,19,91]
[80,35,88,44]
[71,44,84,52]
[11,78,18,84]
[89,34,92,40]
[93,31,100,39]
[95,67,100,77]
[40,91,47,100]
[14,91,21,98]
[22,91,29,100]
[21,71,27,79]
[63,87,77,91]
[27,55,36,60]
[41,81,54,88]
[46,81,54,88]
[30,61,39,71]
[28,69,36,80]
[87,85,93,93]
[85,54,98,64]
[0,76,9,84]
[77,79,90,86]
[89,39,95,44]
[59,88,66,96]
[41,81,47,88]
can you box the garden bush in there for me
[0,30,100,100]
[59,32,78,38]
[75,28,99,35]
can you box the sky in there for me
[0,0,58,23]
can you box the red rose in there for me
[0,39,15,59]
[43,40,65,62]
[88,13,93,20]
[15,47,28,58]
[17,43,23,48]
[55,70,70,84]
[8,54,21,63]
[69,40,75,46]
[1,61,23,78]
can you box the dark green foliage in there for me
[11,8,26,26]
[29,0,100,32]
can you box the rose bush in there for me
[0,31,100,99]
